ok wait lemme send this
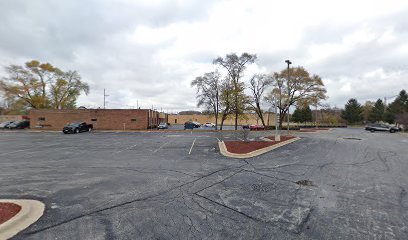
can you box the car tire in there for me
[75,128,79,134]
[88,128,92,132]
[390,129,395,133]
[370,129,375,133]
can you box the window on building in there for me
[91,118,97,121]
[131,119,137,122]
[38,117,45,121]
[175,119,177,123]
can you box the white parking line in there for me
[189,138,196,155]
[154,141,170,153]
[216,137,221,142]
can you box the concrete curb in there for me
[219,137,300,159]
[0,199,45,240]
[295,131,318,134]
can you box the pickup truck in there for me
[63,122,93,134]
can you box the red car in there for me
[249,125,264,131]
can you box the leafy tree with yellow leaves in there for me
[0,60,89,111]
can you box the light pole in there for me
[274,93,280,141]
[285,60,292,134]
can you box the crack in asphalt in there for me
[24,164,247,236]
[399,186,407,208]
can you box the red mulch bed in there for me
[0,202,21,225]
[224,136,296,154]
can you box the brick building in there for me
[29,109,168,130]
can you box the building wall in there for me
[29,109,163,130]
[168,113,276,126]
[0,115,26,122]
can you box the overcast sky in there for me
[1,0,407,112]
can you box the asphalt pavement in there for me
[0,129,407,239]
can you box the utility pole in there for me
[285,60,292,134]
[103,89,109,109]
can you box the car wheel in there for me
[370,129,375,133]
[88,128,92,132]
[75,128,79,134]
[390,129,395,133]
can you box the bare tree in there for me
[191,71,221,130]
[213,53,257,130]
[248,74,272,127]
[219,77,234,130]
[265,67,327,129]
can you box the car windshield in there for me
[67,122,81,127]
[159,123,166,125]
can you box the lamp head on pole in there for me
[285,59,292,65]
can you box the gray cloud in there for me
[1,0,408,111]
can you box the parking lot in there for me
[1,129,408,239]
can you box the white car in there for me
[204,122,215,127]
[0,121,15,128]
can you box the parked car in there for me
[184,121,201,128]
[249,124,265,131]
[365,123,399,133]
[7,120,30,129]
[204,122,215,127]
[0,121,15,129]
[158,122,168,129]
[63,122,93,134]
[184,121,200,130]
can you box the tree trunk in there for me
[255,103,266,127]
[279,109,287,129]
[234,80,238,130]
[235,94,238,130]
[260,114,266,127]
[220,113,227,130]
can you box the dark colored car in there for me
[365,123,399,133]
[184,121,201,129]
[63,122,93,134]
[249,124,265,131]
[7,120,30,129]
[0,121,15,129]
[158,122,168,129]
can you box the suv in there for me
[365,123,399,133]
[158,122,168,129]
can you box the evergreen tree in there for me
[385,90,408,123]
[292,107,303,123]
[341,98,363,124]
[292,105,313,123]
[367,99,385,122]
